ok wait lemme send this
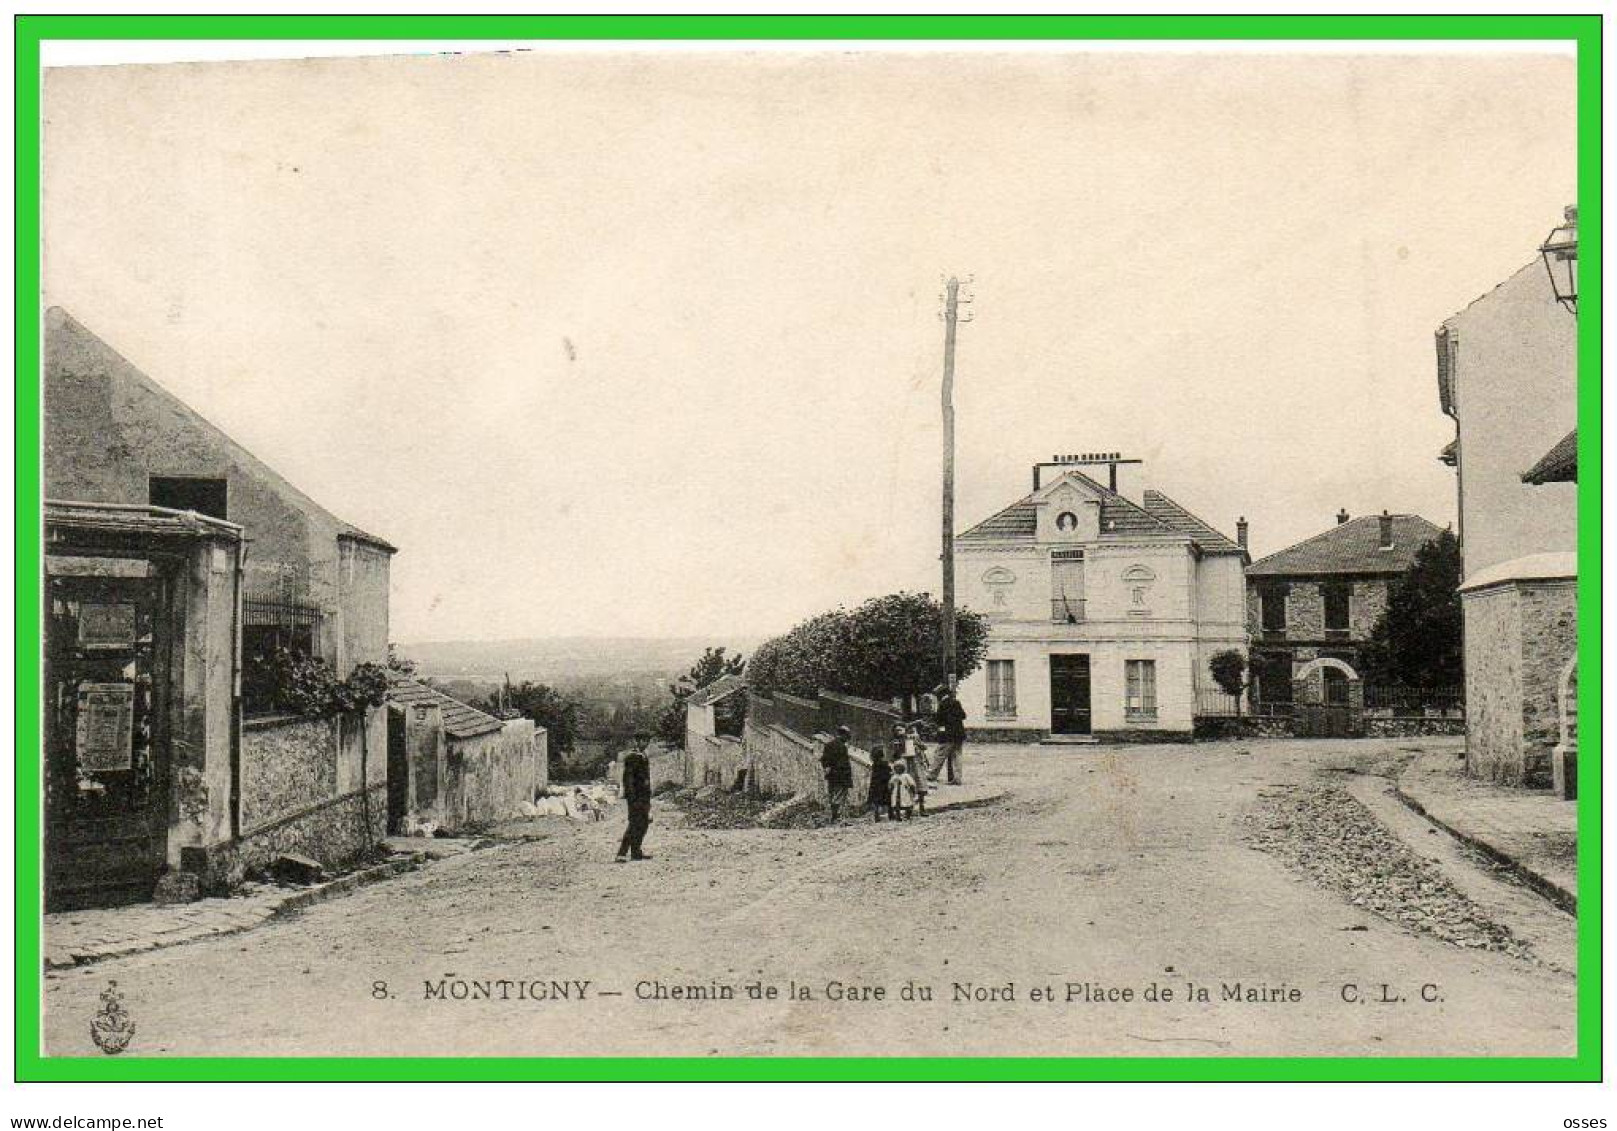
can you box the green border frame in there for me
[12,13,1601,1083]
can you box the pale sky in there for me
[42,49,1575,642]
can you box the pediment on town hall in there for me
[1031,471,1104,542]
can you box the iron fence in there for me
[1363,684,1465,716]
[1194,687,1294,718]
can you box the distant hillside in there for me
[398,636,765,685]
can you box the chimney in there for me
[1336,508,1350,525]
[1379,510,1394,550]
[1236,516,1248,549]
[1110,457,1145,505]
[1033,451,1143,502]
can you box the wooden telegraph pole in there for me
[940,275,971,693]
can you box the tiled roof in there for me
[687,674,746,708]
[1522,429,1576,485]
[386,674,505,739]
[957,472,1244,556]
[1142,490,1245,556]
[1247,514,1446,578]
[958,499,1040,540]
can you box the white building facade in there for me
[1437,249,1578,787]
[954,456,1248,742]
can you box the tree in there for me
[1208,649,1248,715]
[1359,528,1463,687]
[657,646,747,749]
[747,609,848,699]
[477,681,581,758]
[746,592,990,705]
[839,592,990,704]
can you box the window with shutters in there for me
[1260,586,1287,635]
[986,660,1017,717]
[1050,549,1085,623]
[1125,659,1158,720]
[1323,584,1351,637]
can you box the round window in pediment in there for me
[1055,511,1079,532]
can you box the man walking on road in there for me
[931,688,966,785]
[821,725,854,823]
[615,732,654,862]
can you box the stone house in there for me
[952,454,1248,742]
[1436,238,1578,787]
[43,308,396,907]
[1245,510,1446,713]
[384,675,547,834]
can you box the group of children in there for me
[865,722,933,821]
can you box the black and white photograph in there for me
[35,40,1579,1062]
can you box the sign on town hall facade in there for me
[955,454,1249,742]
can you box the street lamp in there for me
[1539,205,1577,315]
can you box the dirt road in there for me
[42,738,1576,1058]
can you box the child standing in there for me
[867,744,893,821]
[905,723,931,816]
[889,757,918,821]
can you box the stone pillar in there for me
[1552,658,1577,800]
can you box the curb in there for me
[1392,786,1576,915]
[266,852,425,920]
[44,846,480,972]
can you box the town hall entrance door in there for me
[45,572,171,911]
[1050,654,1092,736]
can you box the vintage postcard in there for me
[24,24,1592,1079]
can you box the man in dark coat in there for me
[615,732,654,862]
[932,687,967,785]
[820,725,854,822]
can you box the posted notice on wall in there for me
[75,682,135,771]
[77,601,136,650]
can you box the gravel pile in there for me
[1246,785,1533,959]
[669,788,788,830]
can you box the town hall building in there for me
[953,454,1249,742]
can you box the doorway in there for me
[45,573,170,910]
[1049,654,1092,735]
[386,707,409,834]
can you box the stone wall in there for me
[743,690,900,800]
[1192,716,1293,740]
[1247,577,1389,647]
[689,734,746,788]
[1519,581,1577,785]
[240,716,342,832]
[1458,572,1579,786]
[232,713,389,877]
[647,746,687,792]
[439,719,545,831]
[816,690,907,751]
[755,692,825,740]
[1463,586,1527,784]
[1365,716,1467,738]
[208,784,388,890]
[744,721,872,804]
[1192,713,1461,741]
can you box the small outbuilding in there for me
[385,675,548,834]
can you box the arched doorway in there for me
[1293,657,1364,738]
[1552,657,1577,799]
